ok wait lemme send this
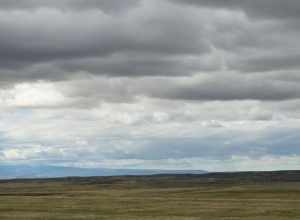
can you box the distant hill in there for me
[2,170,300,186]
[0,164,206,179]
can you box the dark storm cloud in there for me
[0,1,210,80]
[57,53,218,77]
[0,0,300,102]
[56,75,300,106]
[230,54,300,73]
[141,76,300,101]
[153,83,296,101]
[171,0,300,20]
[0,12,188,63]
[0,0,140,13]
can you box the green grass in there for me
[0,175,300,219]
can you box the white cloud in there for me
[0,81,68,108]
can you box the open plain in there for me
[0,171,300,219]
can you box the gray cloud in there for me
[171,0,300,20]
[1,0,300,171]
[0,0,299,102]
[230,54,300,73]
[149,78,300,101]
[0,1,211,81]
[0,0,140,13]
[52,75,300,109]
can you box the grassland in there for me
[0,171,300,219]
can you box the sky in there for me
[0,0,300,172]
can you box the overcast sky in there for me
[0,0,300,171]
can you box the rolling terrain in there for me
[0,170,300,219]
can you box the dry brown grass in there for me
[0,176,299,219]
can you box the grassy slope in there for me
[0,171,300,219]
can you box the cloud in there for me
[0,0,140,13]
[0,0,211,82]
[0,0,299,88]
[51,75,300,107]
[171,0,300,20]
[144,76,300,101]
[0,0,300,171]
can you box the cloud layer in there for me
[0,0,300,171]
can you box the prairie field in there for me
[0,172,300,220]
